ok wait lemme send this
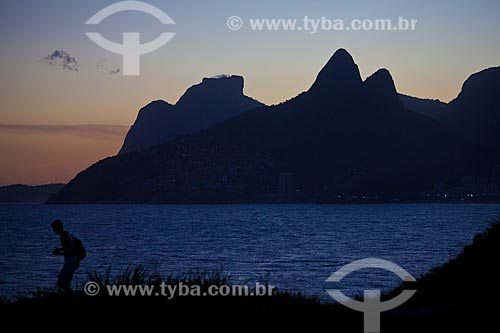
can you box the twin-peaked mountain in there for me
[48,49,496,203]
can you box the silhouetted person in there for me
[51,219,79,292]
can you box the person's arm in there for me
[53,247,63,255]
[53,233,71,255]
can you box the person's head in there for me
[51,219,64,235]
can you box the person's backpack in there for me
[71,235,86,261]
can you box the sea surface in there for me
[0,203,498,301]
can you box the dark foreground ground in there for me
[2,222,499,331]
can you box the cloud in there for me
[43,50,80,72]
[96,58,120,75]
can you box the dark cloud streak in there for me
[0,124,129,138]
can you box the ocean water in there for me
[0,203,498,301]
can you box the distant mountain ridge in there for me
[48,49,498,204]
[0,184,65,203]
[119,75,264,154]
[442,67,500,146]
[398,94,447,118]
[398,67,500,148]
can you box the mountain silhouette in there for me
[119,75,264,154]
[48,49,495,203]
[441,67,500,147]
[0,184,64,203]
[398,94,447,118]
[306,48,362,101]
[398,67,500,148]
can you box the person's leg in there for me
[57,261,79,292]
